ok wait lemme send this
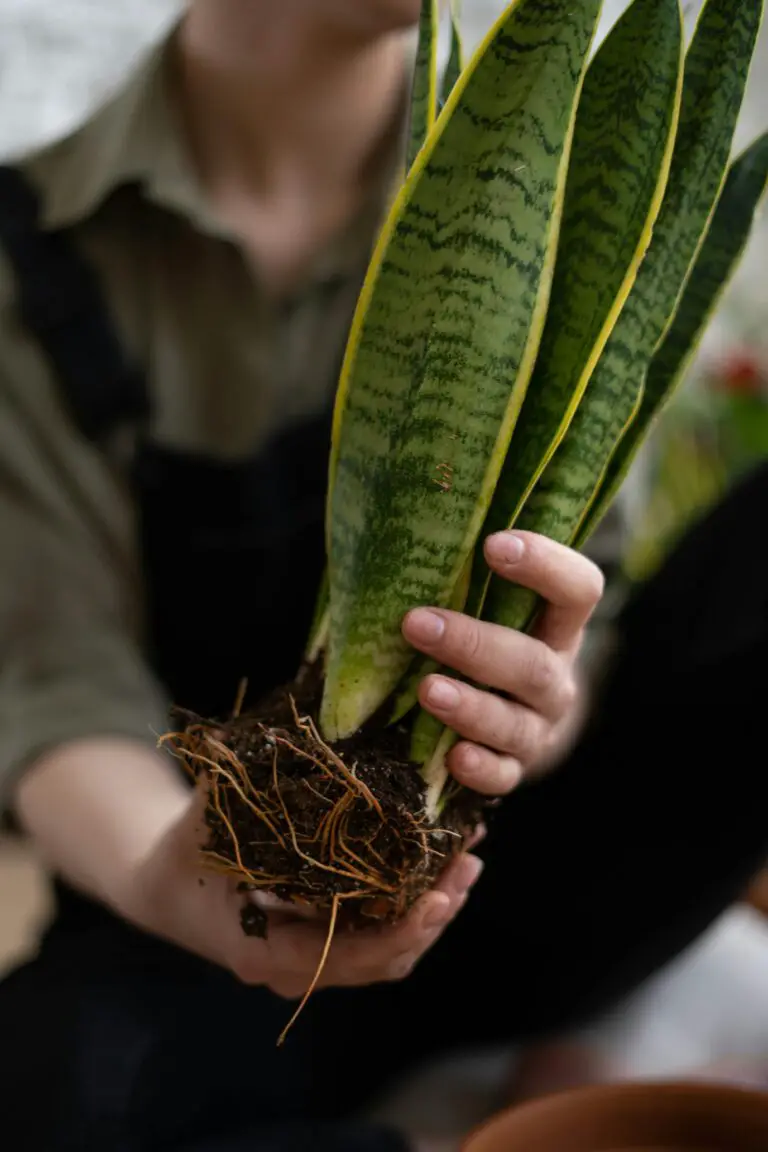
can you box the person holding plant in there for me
[0,2,766,1151]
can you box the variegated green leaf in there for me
[410,704,447,768]
[577,129,768,544]
[417,0,684,789]
[441,0,465,109]
[407,0,440,171]
[392,0,683,748]
[482,0,764,636]
[321,0,603,741]
[467,0,683,619]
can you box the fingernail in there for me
[406,608,445,644]
[426,678,460,711]
[487,532,525,565]
[452,855,485,895]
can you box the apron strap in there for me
[0,166,148,441]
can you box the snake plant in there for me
[312,0,765,816]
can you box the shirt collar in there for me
[23,25,408,285]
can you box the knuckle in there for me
[486,715,511,749]
[458,616,483,661]
[456,683,483,728]
[510,707,544,763]
[558,673,579,714]
[526,644,558,692]
[478,700,516,752]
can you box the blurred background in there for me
[0,0,767,1133]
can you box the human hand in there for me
[133,786,485,997]
[401,531,604,796]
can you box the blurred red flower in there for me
[715,350,765,396]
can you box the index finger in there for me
[484,530,604,653]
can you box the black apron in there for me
[0,164,335,908]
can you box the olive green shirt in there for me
[0,33,396,799]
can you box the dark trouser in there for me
[3,463,768,1152]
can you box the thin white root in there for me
[277,894,340,1047]
[422,728,456,820]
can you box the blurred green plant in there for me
[624,338,768,580]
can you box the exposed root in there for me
[159,672,485,1041]
[277,894,340,1048]
[162,688,478,932]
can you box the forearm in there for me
[13,738,190,917]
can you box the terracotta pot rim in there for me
[462,1078,768,1151]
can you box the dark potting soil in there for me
[167,664,485,934]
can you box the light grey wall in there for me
[0,1,709,154]
[0,2,763,157]
[0,0,180,158]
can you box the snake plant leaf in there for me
[466,0,684,619]
[407,0,440,171]
[321,0,604,742]
[482,0,764,636]
[441,0,465,109]
[389,0,682,742]
[410,704,447,770]
[416,0,683,788]
[577,130,768,545]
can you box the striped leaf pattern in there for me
[396,0,683,741]
[407,0,440,172]
[578,130,768,542]
[482,0,764,635]
[441,0,465,109]
[321,0,603,741]
[468,0,684,617]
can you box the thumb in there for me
[169,775,211,861]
